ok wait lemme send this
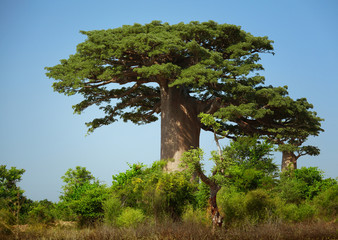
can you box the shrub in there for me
[116,208,145,227]
[217,187,246,225]
[244,189,274,222]
[155,172,195,219]
[278,167,337,202]
[28,204,55,225]
[193,182,210,209]
[111,161,195,220]
[218,137,278,192]
[59,167,112,226]
[0,207,15,226]
[103,196,122,225]
[0,208,15,235]
[275,199,315,222]
[182,205,209,225]
[53,201,76,221]
[276,178,307,204]
[69,182,111,225]
[227,166,275,192]
[313,184,338,219]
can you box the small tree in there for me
[0,165,26,224]
[59,166,110,225]
[60,166,95,201]
[181,116,276,228]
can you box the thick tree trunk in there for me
[160,84,201,172]
[281,151,297,171]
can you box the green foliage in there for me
[276,178,306,204]
[0,165,28,224]
[61,166,95,201]
[274,200,315,222]
[0,208,16,226]
[182,205,209,225]
[217,187,246,225]
[111,163,145,190]
[223,137,277,174]
[0,208,15,235]
[277,167,337,203]
[313,184,338,219]
[116,208,145,227]
[181,148,206,177]
[68,182,111,225]
[2,160,336,228]
[59,166,111,225]
[28,201,55,225]
[156,172,196,219]
[215,136,278,191]
[53,201,75,221]
[218,187,276,225]
[111,161,195,220]
[44,20,316,147]
[244,189,274,222]
[193,182,210,209]
[0,165,25,196]
[103,196,122,225]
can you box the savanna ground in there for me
[3,220,337,240]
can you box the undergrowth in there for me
[1,220,337,240]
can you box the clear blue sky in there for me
[1,0,337,202]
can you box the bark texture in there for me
[209,188,223,229]
[160,84,201,172]
[281,151,297,171]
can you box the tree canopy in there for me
[46,21,323,170]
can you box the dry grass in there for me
[1,220,337,240]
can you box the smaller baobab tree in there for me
[271,98,323,170]
[208,84,323,171]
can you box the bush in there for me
[182,205,209,225]
[58,166,112,225]
[103,196,122,225]
[111,161,195,220]
[275,199,315,222]
[53,201,76,221]
[0,208,15,226]
[28,204,55,225]
[155,172,195,219]
[217,187,246,225]
[0,208,15,235]
[116,208,145,227]
[278,167,337,202]
[69,182,111,225]
[217,137,278,192]
[276,178,307,204]
[244,189,274,222]
[227,167,276,192]
[193,182,210,209]
[313,184,338,219]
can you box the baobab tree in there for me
[46,21,322,171]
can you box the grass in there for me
[1,220,337,240]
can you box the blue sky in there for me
[1,0,337,202]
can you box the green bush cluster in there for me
[1,140,337,230]
[109,161,196,221]
[216,167,337,227]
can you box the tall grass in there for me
[1,220,337,240]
